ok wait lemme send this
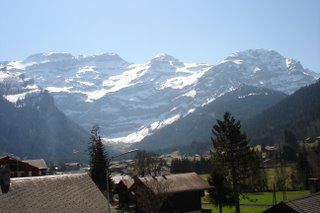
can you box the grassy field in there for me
[202,205,265,213]
[202,190,309,212]
[264,166,293,189]
[200,165,296,191]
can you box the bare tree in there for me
[133,151,167,177]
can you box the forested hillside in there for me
[244,80,320,145]
[0,92,89,161]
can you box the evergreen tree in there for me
[88,125,113,198]
[208,153,234,213]
[211,112,256,213]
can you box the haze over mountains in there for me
[0,49,319,156]
[0,69,88,161]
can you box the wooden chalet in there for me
[263,192,320,213]
[0,173,112,212]
[131,172,212,213]
[22,159,48,175]
[0,156,47,177]
[115,177,135,210]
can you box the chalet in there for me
[0,156,47,177]
[263,192,320,213]
[131,172,212,213]
[115,177,135,210]
[22,159,48,175]
[0,173,112,212]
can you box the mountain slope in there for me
[2,49,318,144]
[134,85,287,150]
[244,80,320,145]
[0,68,89,161]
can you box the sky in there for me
[1,0,320,72]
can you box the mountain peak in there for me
[78,52,129,65]
[149,53,184,67]
[227,49,282,60]
[24,52,74,63]
[152,53,177,60]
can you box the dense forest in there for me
[244,80,320,145]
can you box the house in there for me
[22,159,48,175]
[115,177,135,210]
[64,162,80,171]
[0,173,112,213]
[131,172,212,213]
[0,156,47,177]
[263,192,320,213]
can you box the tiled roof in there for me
[264,192,320,213]
[283,192,320,213]
[0,174,111,213]
[120,178,134,189]
[22,159,48,170]
[136,172,212,194]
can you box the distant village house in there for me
[0,156,48,177]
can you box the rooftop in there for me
[0,173,111,213]
[136,172,212,194]
[22,159,48,170]
[264,192,320,213]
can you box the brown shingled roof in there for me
[23,159,48,170]
[136,172,212,194]
[264,192,320,213]
[121,178,134,189]
[0,173,111,213]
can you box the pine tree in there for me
[88,125,113,198]
[211,112,255,213]
[208,153,234,213]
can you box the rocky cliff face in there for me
[2,49,318,145]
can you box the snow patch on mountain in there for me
[7,61,39,70]
[182,89,197,98]
[160,65,212,90]
[46,86,73,93]
[0,69,42,105]
[238,92,269,99]
[3,49,318,145]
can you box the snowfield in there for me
[1,49,318,144]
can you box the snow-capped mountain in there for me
[2,49,318,145]
[0,66,42,105]
[0,65,89,161]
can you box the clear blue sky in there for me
[1,0,320,71]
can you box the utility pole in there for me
[272,184,277,206]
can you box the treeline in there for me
[170,157,211,174]
[270,129,320,190]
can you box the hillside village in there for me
[0,81,320,212]
[1,131,319,212]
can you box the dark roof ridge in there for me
[283,192,320,204]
